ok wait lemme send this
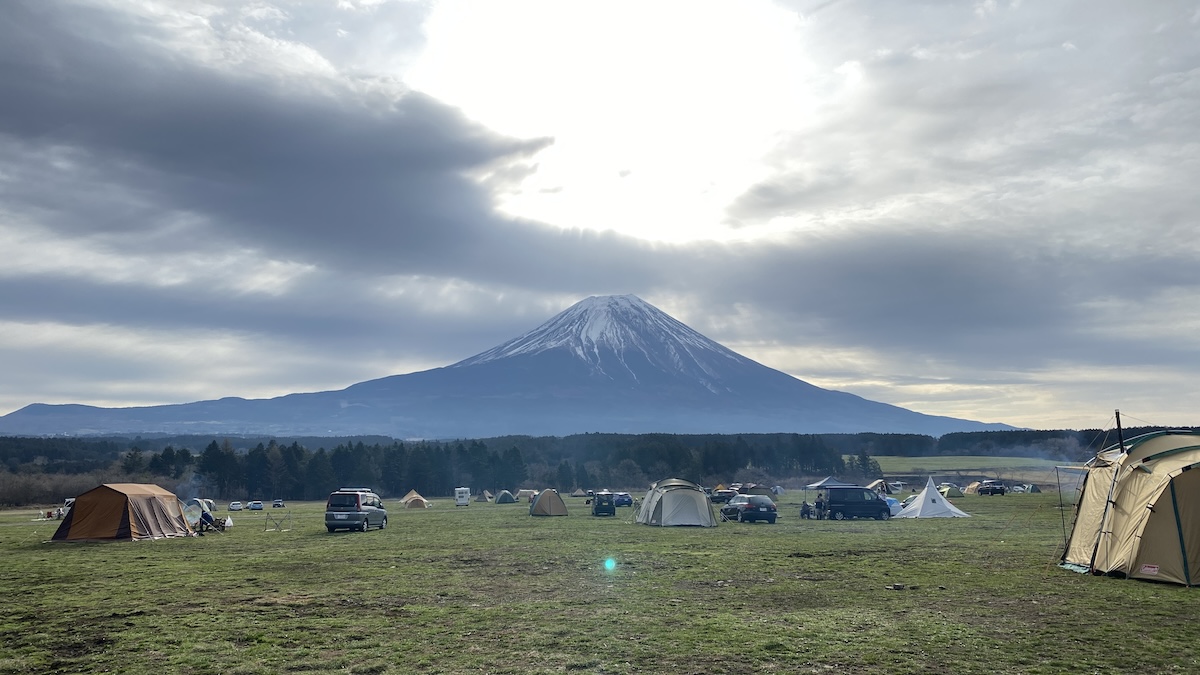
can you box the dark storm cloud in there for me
[0,1,671,289]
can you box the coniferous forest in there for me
[0,426,1183,506]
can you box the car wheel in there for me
[326,526,336,533]
[832,510,845,521]
[768,517,776,524]
[737,510,745,523]
[379,516,387,530]
[878,510,890,521]
[359,519,369,532]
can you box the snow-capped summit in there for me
[0,295,1013,437]
[454,295,749,390]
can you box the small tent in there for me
[741,484,774,496]
[529,489,568,516]
[474,490,494,503]
[495,490,517,504]
[1022,483,1042,493]
[894,478,971,518]
[515,489,538,502]
[52,483,192,542]
[636,478,717,527]
[570,488,587,497]
[405,495,431,509]
[399,489,423,504]
[866,479,894,495]
[938,485,965,498]
[1063,430,1200,585]
[963,481,982,495]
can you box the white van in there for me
[454,487,471,507]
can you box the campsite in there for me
[3,488,1200,674]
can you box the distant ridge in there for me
[0,295,1012,437]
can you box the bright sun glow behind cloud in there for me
[405,0,817,243]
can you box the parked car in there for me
[614,492,633,507]
[978,480,1007,496]
[720,494,777,523]
[591,491,616,516]
[248,500,264,510]
[228,501,243,511]
[324,488,387,532]
[709,489,737,504]
[823,487,892,520]
[272,499,285,508]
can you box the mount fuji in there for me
[0,295,1010,437]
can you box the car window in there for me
[328,494,358,507]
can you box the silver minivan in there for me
[324,489,387,532]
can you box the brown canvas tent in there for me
[474,490,494,503]
[1063,430,1200,585]
[52,483,191,542]
[529,489,568,516]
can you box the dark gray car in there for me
[823,487,891,521]
[325,489,387,532]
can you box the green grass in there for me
[2,494,1197,674]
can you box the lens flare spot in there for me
[604,558,616,571]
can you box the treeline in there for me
[2,426,1187,506]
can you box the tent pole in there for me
[1168,480,1192,587]
[1088,410,1126,573]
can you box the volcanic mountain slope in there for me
[0,295,1011,437]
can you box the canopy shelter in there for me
[1063,430,1200,585]
[866,479,894,494]
[894,478,971,518]
[805,476,860,490]
[52,483,192,542]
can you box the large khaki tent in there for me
[895,478,971,518]
[529,489,568,516]
[52,483,191,542]
[636,478,717,527]
[495,490,517,504]
[1063,430,1200,585]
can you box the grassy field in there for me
[2,492,1197,675]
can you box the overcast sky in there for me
[2,0,1198,432]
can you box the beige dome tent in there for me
[963,481,982,495]
[52,483,192,542]
[1063,430,1200,585]
[636,478,717,527]
[529,489,568,516]
[400,489,430,508]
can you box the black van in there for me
[823,487,892,521]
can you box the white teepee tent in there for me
[894,477,971,518]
